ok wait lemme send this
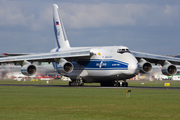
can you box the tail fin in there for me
[53,4,70,49]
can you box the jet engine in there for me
[21,64,37,76]
[139,59,152,73]
[57,59,73,74]
[162,64,177,76]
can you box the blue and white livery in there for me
[0,4,179,87]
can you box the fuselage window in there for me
[117,49,130,54]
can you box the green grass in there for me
[0,82,180,120]
[128,80,180,87]
[0,79,100,86]
[1,79,180,87]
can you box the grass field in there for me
[0,80,180,120]
[1,79,180,87]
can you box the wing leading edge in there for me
[132,51,180,65]
[0,48,91,64]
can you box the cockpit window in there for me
[117,49,130,54]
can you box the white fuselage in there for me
[51,46,139,83]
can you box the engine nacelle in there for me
[162,64,177,76]
[21,64,37,76]
[57,60,73,74]
[139,59,152,73]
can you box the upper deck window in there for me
[117,49,130,54]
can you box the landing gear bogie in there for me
[69,80,84,86]
[114,81,120,87]
[101,81,120,87]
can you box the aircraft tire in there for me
[122,82,125,87]
[118,82,120,87]
[69,82,72,86]
[113,82,120,87]
[100,83,104,86]
[125,82,128,87]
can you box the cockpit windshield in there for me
[117,49,130,54]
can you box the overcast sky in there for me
[0,0,180,55]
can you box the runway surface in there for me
[0,84,180,90]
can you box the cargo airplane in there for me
[0,4,179,87]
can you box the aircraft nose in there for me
[128,56,139,75]
[129,62,139,75]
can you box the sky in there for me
[0,0,180,55]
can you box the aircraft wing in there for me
[131,51,180,65]
[0,48,91,64]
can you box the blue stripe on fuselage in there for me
[53,59,129,72]
[77,59,128,70]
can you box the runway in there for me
[0,84,180,90]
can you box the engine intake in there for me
[57,59,73,74]
[162,64,177,76]
[21,64,36,76]
[139,59,152,73]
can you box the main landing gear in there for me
[69,79,84,86]
[113,81,120,87]
[100,80,128,87]
[101,82,118,87]
[122,81,128,87]
[69,81,84,86]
